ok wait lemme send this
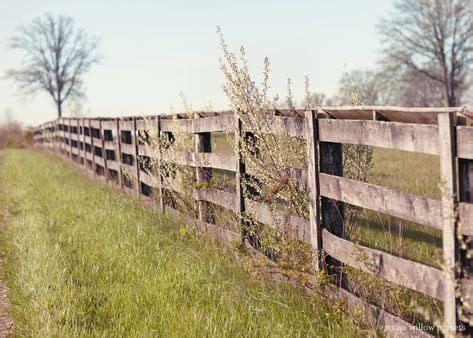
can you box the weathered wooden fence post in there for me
[305,110,323,270]
[76,119,80,164]
[81,118,86,168]
[437,112,459,336]
[319,114,346,287]
[115,118,123,188]
[459,156,473,335]
[68,118,73,159]
[156,116,164,212]
[241,128,262,248]
[98,118,108,181]
[235,114,245,242]
[89,119,96,175]
[195,116,213,223]
[132,117,141,197]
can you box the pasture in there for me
[0,149,358,337]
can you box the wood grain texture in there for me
[319,173,443,231]
[305,110,322,268]
[457,126,473,159]
[241,115,306,138]
[318,119,439,155]
[322,229,444,300]
[160,115,237,133]
[161,150,238,172]
[437,112,459,332]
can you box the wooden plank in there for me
[121,162,137,176]
[119,119,134,131]
[462,279,473,314]
[305,110,323,269]
[457,126,473,159]
[319,173,443,231]
[437,112,459,333]
[120,143,135,155]
[160,114,237,133]
[100,120,116,129]
[137,144,155,156]
[195,189,238,212]
[459,202,473,236]
[241,115,306,138]
[90,119,100,129]
[161,150,238,172]
[322,229,444,300]
[84,135,92,145]
[140,171,157,188]
[324,286,433,337]
[106,160,120,171]
[135,118,147,130]
[197,153,238,172]
[203,222,241,243]
[320,106,467,124]
[94,156,105,167]
[245,199,310,243]
[318,119,439,155]
[104,141,118,150]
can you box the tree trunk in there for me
[57,101,62,118]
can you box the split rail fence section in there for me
[33,106,473,336]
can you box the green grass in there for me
[0,149,358,337]
[353,147,442,268]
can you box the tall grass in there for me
[0,149,359,337]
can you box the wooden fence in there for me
[33,106,473,336]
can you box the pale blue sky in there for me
[0,0,393,125]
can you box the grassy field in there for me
[0,149,359,337]
[357,147,442,268]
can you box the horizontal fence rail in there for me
[33,106,473,336]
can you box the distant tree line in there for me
[307,0,472,108]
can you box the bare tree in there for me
[6,14,100,117]
[378,0,473,106]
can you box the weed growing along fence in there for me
[34,106,473,336]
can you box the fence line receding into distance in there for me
[33,106,473,336]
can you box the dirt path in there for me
[0,154,13,337]
[0,264,12,337]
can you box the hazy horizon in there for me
[0,0,393,126]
